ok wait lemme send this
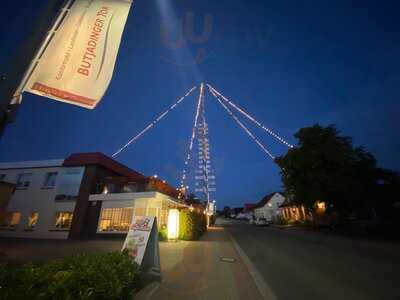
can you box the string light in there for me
[180,83,204,190]
[207,84,294,149]
[111,86,197,157]
[209,87,276,160]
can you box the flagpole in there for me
[0,0,74,137]
[11,0,74,105]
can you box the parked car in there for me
[254,217,271,226]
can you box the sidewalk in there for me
[137,226,263,300]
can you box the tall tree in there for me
[276,124,377,216]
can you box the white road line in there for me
[228,231,278,300]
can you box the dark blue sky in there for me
[0,0,399,208]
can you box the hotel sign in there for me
[24,0,133,109]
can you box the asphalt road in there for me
[222,219,400,300]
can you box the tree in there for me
[222,206,231,218]
[275,124,377,217]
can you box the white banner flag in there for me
[24,0,133,109]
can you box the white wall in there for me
[0,164,83,239]
[254,193,285,221]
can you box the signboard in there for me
[24,0,133,109]
[122,216,160,268]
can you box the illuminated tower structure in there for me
[195,83,216,214]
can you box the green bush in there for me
[179,209,207,241]
[0,251,140,300]
[275,216,289,225]
[158,225,168,241]
[209,215,216,226]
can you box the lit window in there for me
[134,207,145,217]
[16,173,32,189]
[27,212,39,229]
[122,183,138,193]
[43,172,58,188]
[54,212,73,229]
[98,208,133,232]
[0,212,21,228]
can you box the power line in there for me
[111,85,197,158]
[209,87,276,161]
[207,84,294,149]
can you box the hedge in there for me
[158,224,168,241]
[0,251,140,300]
[179,209,207,241]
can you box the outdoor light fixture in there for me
[189,205,194,212]
[167,209,179,240]
[102,185,108,194]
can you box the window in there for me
[16,173,32,189]
[27,212,39,229]
[122,183,139,193]
[0,212,21,229]
[134,207,145,217]
[98,208,133,232]
[43,172,58,188]
[102,183,118,194]
[0,174,5,181]
[54,212,73,229]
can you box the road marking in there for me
[228,231,278,300]
[220,257,237,263]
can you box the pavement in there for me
[4,219,398,300]
[0,226,264,300]
[224,219,400,300]
[136,222,263,300]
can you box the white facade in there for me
[0,160,84,239]
[254,193,285,222]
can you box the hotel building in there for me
[0,152,183,239]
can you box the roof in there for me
[254,192,283,209]
[243,203,257,212]
[0,159,64,170]
[63,152,144,179]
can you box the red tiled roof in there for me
[63,152,144,179]
[243,203,257,212]
[63,153,180,199]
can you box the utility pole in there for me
[0,0,65,137]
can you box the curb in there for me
[227,231,277,300]
[270,224,295,229]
